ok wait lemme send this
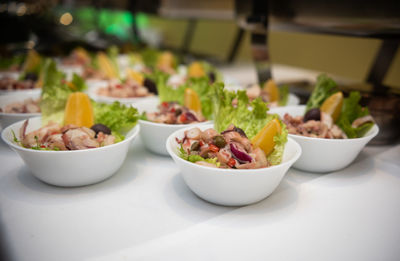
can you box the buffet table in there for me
[1,65,399,261]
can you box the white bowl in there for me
[1,117,140,187]
[270,105,379,173]
[88,80,155,105]
[135,98,211,155]
[0,91,41,129]
[166,124,302,206]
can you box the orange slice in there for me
[320,92,343,122]
[126,68,144,85]
[97,52,118,79]
[188,62,205,78]
[251,119,281,156]
[184,88,202,114]
[23,49,41,73]
[157,51,175,70]
[263,79,280,102]
[64,92,94,128]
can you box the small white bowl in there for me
[270,105,379,173]
[166,124,302,206]
[135,98,210,155]
[0,91,41,129]
[1,117,140,187]
[88,80,155,105]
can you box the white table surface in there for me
[1,65,400,261]
[1,137,399,261]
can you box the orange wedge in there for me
[188,62,205,78]
[64,92,94,128]
[23,49,41,73]
[263,79,280,102]
[251,119,281,156]
[320,92,343,122]
[126,68,144,85]
[157,51,175,70]
[184,88,202,114]
[97,52,118,79]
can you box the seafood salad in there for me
[145,102,205,124]
[16,120,115,151]
[1,98,40,114]
[97,79,154,98]
[0,74,38,91]
[283,75,375,139]
[178,124,271,169]
[283,108,347,139]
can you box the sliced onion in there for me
[230,143,252,163]
[184,112,198,122]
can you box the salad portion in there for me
[245,80,289,107]
[1,98,40,113]
[12,59,139,151]
[96,78,154,98]
[283,75,375,139]
[178,84,288,169]
[145,101,205,124]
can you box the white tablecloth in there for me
[1,136,399,261]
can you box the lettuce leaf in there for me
[306,74,337,112]
[213,84,287,165]
[278,85,289,106]
[179,146,220,167]
[337,91,373,138]
[92,102,139,134]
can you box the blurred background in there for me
[1,0,399,142]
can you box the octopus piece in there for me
[62,127,99,150]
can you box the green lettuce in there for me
[278,85,289,106]
[151,70,215,119]
[306,74,338,112]
[179,146,220,167]
[92,102,139,134]
[213,84,288,165]
[337,91,373,138]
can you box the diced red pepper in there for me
[227,158,236,168]
[161,101,169,108]
[115,84,122,89]
[179,113,187,123]
[199,140,204,146]
[209,144,220,152]
[40,145,46,148]
[170,107,176,113]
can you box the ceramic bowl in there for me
[1,117,140,187]
[270,105,379,173]
[166,124,302,206]
[0,91,41,129]
[135,97,210,156]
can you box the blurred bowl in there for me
[1,117,140,187]
[0,91,41,129]
[166,124,302,206]
[270,105,379,173]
